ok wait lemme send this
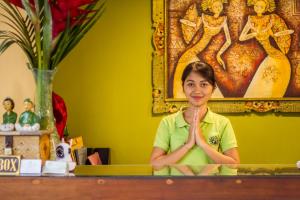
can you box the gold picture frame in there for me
[152,0,300,113]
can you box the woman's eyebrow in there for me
[186,79,195,82]
[186,80,208,82]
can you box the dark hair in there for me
[3,97,15,109]
[181,61,216,88]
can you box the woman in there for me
[239,0,294,97]
[151,61,239,166]
[173,0,231,98]
[0,97,17,131]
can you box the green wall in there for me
[54,0,300,164]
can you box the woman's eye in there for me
[200,83,208,87]
[187,83,194,87]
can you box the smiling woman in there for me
[150,61,240,166]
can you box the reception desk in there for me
[0,164,300,200]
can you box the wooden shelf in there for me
[0,130,51,136]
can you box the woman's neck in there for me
[184,105,208,124]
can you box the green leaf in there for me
[67,4,105,53]
[50,13,72,68]
[51,0,106,67]
[0,3,27,37]
[22,0,41,69]
[0,20,29,46]
[1,1,37,63]
[0,0,106,70]
[0,38,15,54]
[41,0,52,69]
[21,0,38,25]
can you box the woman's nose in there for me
[193,85,202,93]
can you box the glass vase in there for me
[31,68,60,160]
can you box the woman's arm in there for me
[150,118,196,166]
[200,142,240,164]
[150,144,192,166]
[196,164,221,175]
[239,17,256,41]
[174,165,195,176]
[217,19,231,69]
[194,125,240,164]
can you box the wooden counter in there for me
[0,164,299,200]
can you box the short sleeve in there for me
[153,118,170,152]
[220,119,238,152]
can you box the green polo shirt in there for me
[153,109,238,165]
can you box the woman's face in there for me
[254,0,267,15]
[210,0,223,15]
[3,100,12,111]
[183,71,214,108]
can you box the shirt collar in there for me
[175,107,214,128]
[202,108,214,124]
[175,110,189,128]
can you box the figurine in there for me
[15,98,40,132]
[0,97,17,131]
[56,138,76,171]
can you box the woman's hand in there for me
[195,126,206,147]
[186,108,200,149]
[186,122,196,149]
[193,108,207,147]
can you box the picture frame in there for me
[152,0,300,113]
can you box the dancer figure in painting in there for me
[239,0,294,98]
[173,0,231,98]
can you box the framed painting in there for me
[152,0,300,113]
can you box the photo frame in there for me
[152,0,300,113]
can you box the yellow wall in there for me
[54,0,300,164]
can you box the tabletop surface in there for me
[1,164,299,177]
[72,164,300,177]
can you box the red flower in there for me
[51,0,95,37]
[52,92,67,139]
[8,0,96,38]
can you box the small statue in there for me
[0,97,17,131]
[15,98,40,132]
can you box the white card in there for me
[20,159,42,174]
[42,160,68,175]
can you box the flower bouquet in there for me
[0,0,105,159]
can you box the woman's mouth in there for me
[192,96,203,101]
